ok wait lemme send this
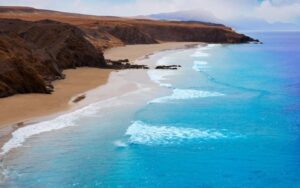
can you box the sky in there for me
[1,0,300,24]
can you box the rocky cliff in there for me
[0,19,106,97]
[0,7,259,97]
[0,7,259,49]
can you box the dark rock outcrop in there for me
[0,19,106,97]
[106,59,149,69]
[155,65,181,70]
[72,95,86,103]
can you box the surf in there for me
[149,89,224,103]
[125,121,226,145]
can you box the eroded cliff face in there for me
[0,7,259,97]
[80,21,257,50]
[0,19,106,97]
[0,7,259,50]
[134,23,254,43]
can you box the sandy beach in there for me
[0,69,112,128]
[105,42,199,62]
[0,42,198,129]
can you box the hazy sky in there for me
[1,0,300,24]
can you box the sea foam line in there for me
[125,121,226,145]
[199,44,222,51]
[191,44,221,58]
[191,51,210,57]
[0,84,150,155]
[147,70,174,87]
[1,100,113,155]
[150,89,224,103]
[147,55,178,88]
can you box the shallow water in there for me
[1,32,300,187]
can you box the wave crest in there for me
[191,51,210,57]
[150,89,224,103]
[0,104,100,155]
[191,44,221,58]
[0,96,128,155]
[147,70,174,87]
[126,121,226,145]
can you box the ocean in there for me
[1,32,300,187]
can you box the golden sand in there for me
[0,42,198,128]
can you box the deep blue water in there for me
[1,32,300,187]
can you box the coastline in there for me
[0,68,112,128]
[105,42,200,62]
[0,42,199,153]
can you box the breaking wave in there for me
[113,140,128,148]
[125,121,226,145]
[0,99,118,155]
[191,44,221,58]
[0,86,150,155]
[150,89,224,103]
[191,51,210,57]
[147,70,174,87]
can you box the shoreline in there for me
[0,42,200,153]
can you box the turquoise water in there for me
[1,32,300,187]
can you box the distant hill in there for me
[146,10,222,26]
[227,18,300,31]
[145,10,300,31]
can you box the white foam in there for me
[126,121,226,145]
[147,55,181,87]
[147,70,174,87]
[203,44,222,49]
[0,99,116,155]
[191,51,210,57]
[0,86,149,155]
[113,140,128,148]
[193,61,208,72]
[1,114,77,155]
[191,44,221,58]
[150,89,224,103]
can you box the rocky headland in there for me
[0,6,259,98]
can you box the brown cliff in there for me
[0,19,106,97]
[0,6,259,49]
[0,7,258,97]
